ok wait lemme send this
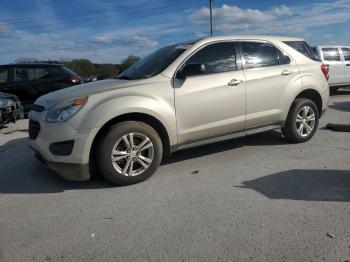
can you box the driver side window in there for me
[185,42,237,76]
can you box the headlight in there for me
[46,96,88,123]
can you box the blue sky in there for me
[0,0,350,64]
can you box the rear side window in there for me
[240,42,280,69]
[322,48,341,61]
[186,42,237,75]
[283,41,319,61]
[0,68,10,84]
[341,48,350,61]
[14,67,36,82]
[36,66,64,80]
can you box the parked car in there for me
[0,92,23,126]
[86,76,106,82]
[314,46,350,92]
[28,35,329,186]
[0,63,82,113]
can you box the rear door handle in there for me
[346,64,350,66]
[228,79,243,86]
[281,70,291,76]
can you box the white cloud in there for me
[189,4,275,28]
[188,2,350,35]
[129,36,158,48]
[0,22,12,33]
[92,36,114,44]
[273,5,293,16]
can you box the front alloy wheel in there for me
[97,121,163,186]
[111,133,154,177]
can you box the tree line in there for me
[15,55,141,79]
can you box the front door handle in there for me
[281,70,291,76]
[228,79,243,86]
[346,64,350,66]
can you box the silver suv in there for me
[314,46,350,92]
[29,35,330,186]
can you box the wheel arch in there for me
[283,88,323,128]
[90,113,172,168]
[294,89,323,115]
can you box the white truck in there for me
[314,46,350,92]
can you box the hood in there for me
[35,77,166,109]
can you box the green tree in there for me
[119,55,141,73]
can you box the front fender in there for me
[70,94,177,161]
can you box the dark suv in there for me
[0,63,82,112]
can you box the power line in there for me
[0,2,204,36]
[2,15,349,56]
[2,1,203,25]
[213,16,350,33]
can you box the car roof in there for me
[317,45,350,48]
[0,63,63,67]
[196,35,304,43]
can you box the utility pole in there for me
[209,0,213,36]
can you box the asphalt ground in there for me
[0,89,350,262]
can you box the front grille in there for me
[31,104,45,113]
[28,120,41,140]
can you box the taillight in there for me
[321,64,329,81]
[65,76,81,84]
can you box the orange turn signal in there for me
[72,97,88,106]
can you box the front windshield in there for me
[116,42,194,80]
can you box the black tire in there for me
[282,98,319,143]
[96,121,163,186]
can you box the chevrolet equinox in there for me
[28,35,330,186]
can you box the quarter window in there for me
[283,41,319,61]
[185,42,237,75]
[341,48,350,61]
[14,67,36,82]
[277,48,291,65]
[240,42,280,69]
[322,48,341,61]
[0,68,10,84]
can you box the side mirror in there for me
[176,63,206,79]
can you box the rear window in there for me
[283,41,320,61]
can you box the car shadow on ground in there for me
[0,131,288,194]
[329,101,350,112]
[240,169,350,202]
[164,130,287,164]
[0,137,114,194]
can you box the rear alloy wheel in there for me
[282,98,319,143]
[295,105,316,137]
[97,121,163,186]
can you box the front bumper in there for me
[0,104,24,124]
[30,146,90,181]
[28,111,98,181]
